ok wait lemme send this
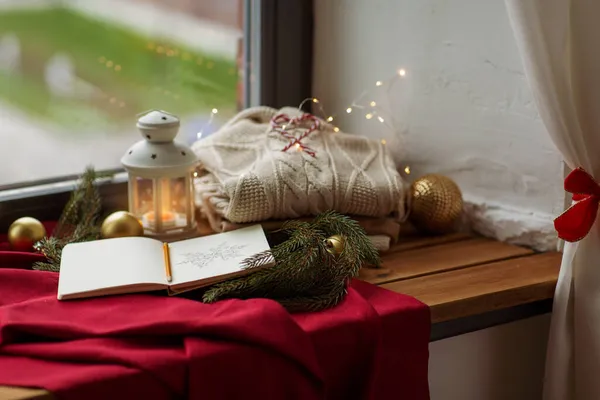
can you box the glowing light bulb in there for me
[370,101,377,107]
[312,98,319,103]
[295,143,301,151]
[211,108,218,114]
[114,65,122,71]
[326,116,334,122]
[398,68,406,77]
[106,60,113,68]
[282,125,287,130]
[365,113,373,120]
[346,107,352,113]
[333,127,340,132]
[378,116,385,123]
[404,166,411,174]
[98,56,106,63]
[193,171,199,177]
[376,81,382,86]
[381,139,387,145]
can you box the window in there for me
[0,0,313,227]
[0,0,243,188]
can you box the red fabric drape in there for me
[0,250,430,399]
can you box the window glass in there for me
[0,0,242,187]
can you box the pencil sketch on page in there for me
[174,242,249,269]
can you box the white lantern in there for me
[121,110,199,240]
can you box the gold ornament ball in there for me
[325,234,346,256]
[101,211,144,239]
[409,174,463,234]
[8,217,47,252]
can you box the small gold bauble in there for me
[325,234,346,256]
[101,211,144,239]
[409,174,463,234]
[8,217,46,252]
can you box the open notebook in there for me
[57,225,273,300]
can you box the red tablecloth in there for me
[0,249,430,399]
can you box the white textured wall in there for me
[429,315,551,400]
[313,0,564,249]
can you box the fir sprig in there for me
[33,167,106,272]
[202,211,380,312]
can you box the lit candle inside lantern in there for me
[142,210,176,228]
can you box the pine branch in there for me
[34,166,104,272]
[203,211,375,312]
[240,250,275,270]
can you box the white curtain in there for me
[504,0,600,398]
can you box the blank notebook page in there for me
[58,237,166,298]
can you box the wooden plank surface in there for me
[359,237,535,285]
[389,232,471,252]
[0,387,52,400]
[381,252,561,323]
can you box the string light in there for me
[114,65,122,71]
[106,60,114,68]
[404,166,411,174]
[197,108,220,140]
[295,143,301,150]
[284,68,410,154]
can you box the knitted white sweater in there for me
[192,106,406,232]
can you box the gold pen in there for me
[163,242,172,283]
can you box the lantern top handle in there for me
[136,110,180,143]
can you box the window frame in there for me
[0,0,314,231]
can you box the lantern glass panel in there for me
[130,175,194,236]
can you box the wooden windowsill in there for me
[359,233,561,325]
[0,233,561,400]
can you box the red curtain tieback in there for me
[554,167,600,242]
